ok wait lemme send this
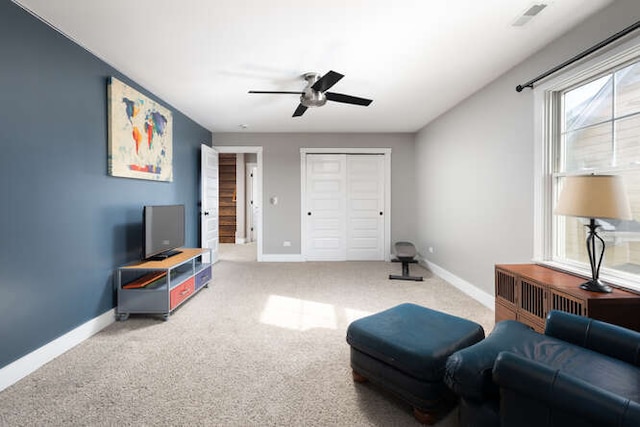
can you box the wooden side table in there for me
[495,264,640,332]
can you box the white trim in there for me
[212,145,264,262]
[216,146,261,153]
[300,147,392,155]
[420,259,495,311]
[300,153,307,259]
[532,89,555,262]
[0,309,115,392]
[300,147,392,262]
[245,162,258,243]
[261,254,305,262]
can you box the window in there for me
[536,42,640,291]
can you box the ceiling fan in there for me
[249,70,373,117]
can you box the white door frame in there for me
[246,163,258,243]
[300,147,392,261]
[214,145,264,262]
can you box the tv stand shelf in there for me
[116,248,212,321]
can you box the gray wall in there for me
[0,0,211,369]
[212,133,416,254]
[414,0,640,295]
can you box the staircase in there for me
[218,153,236,243]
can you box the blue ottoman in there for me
[346,303,485,424]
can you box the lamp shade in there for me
[555,175,632,220]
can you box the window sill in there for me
[533,259,640,295]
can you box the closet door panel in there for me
[305,155,347,260]
[346,155,385,260]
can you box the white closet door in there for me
[305,154,347,260]
[346,155,385,260]
[304,154,385,261]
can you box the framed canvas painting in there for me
[108,77,173,181]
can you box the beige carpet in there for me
[0,244,494,426]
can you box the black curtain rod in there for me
[516,20,640,92]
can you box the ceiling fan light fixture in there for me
[301,89,327,108]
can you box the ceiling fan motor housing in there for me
[301,72,327,108]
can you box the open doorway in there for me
[214,146,263,262]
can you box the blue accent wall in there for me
[0,1,211,369]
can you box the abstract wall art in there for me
[108,77,173,181]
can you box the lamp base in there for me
[579,279,612,293]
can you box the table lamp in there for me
[555,175,632,293]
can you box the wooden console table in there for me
[495,264,640,332]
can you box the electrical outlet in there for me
[283,241,291,247]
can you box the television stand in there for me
[116,248,212,321]
[148,249,182,261]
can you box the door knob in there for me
[308,212,311,216]
[379,212,383,215]
[203,211,210,216]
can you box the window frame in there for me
[534,35,640,292]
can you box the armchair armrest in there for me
[545,310,640,366]
[444,320,536,401]
[493,352,640,427]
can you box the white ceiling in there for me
[14,0,614,133]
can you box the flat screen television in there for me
[143,204,185,260]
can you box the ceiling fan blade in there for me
[311,71,344,92]
[325,92,373,106]
[248,90,304,94]
[293,104,308,117]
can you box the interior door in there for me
[305,154,347,260]
[201,144,219,263]
[346,155,385,260]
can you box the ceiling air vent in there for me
[512,3,548,27]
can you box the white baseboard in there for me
[0,308,115,392]
[235,237,247,244]
[261,254,305,262]
[420,259,495,311]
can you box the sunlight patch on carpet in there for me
[260,295,338,331]
[344,308,372,323]
[260,295,374,331]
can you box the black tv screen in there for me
[143,204,185,260]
